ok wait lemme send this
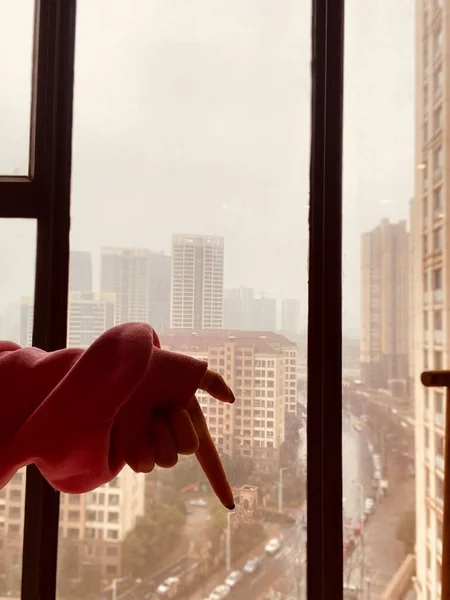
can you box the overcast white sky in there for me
[0,0,414,336]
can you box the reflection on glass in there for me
[0,219,36,596]
[0,1,35,176]
[342,0,438,599]
[59,1,310,599]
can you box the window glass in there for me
[343,1,418,598]
[0,219,36,596]
[59,2,310,598]
[0,1,35,175]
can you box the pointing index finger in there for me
[199,370,235,403]
[187,397,234,510]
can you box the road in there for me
[202,519,307,600]
[120,407,407,600]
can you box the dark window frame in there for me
[0,0,345,599]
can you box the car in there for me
[224,570,243,588]
[208,584,231,599]
[156,576,180,597]
[243,556,263,574]
[364,498,374,515]
[265,537,282,555]
[189,498,208,507]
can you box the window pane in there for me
[60,1,310,598]
[0,1,35,176]
[0,219,36,596]
[343,1,426,599]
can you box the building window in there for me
[108,495,120,506]
[67,528,80,540]
[108,512,119,524]
[107,529,119,540]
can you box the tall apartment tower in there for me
[170,235,224,330]
[281,299,301,335]
[101,247,171,331]
[360,219,409,397]
[412,1,446,598]
[69,251,93,293]
[20,293,116,350]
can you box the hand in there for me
[134,370,235,510]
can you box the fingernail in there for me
[226,504,235,511]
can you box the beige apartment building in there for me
[411,0,446,598]
[160,330,298,472]
[11,293,145,582]
[360,219,409,397]
[0,468,144,584]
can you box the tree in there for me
[207,504,227,551]
[282,471,306,506]
[223,455,255,486]
[232,522,265,558]
[171,455,204,490]
[396,510,416,555]
[123,504,185,578]
[57,542,102,600]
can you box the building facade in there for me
[100,247,171,331]
[160,330,298,471]
[15,291,145,581]
[360,219,409,397]
[170,235,224,330]
[412,0,446,597]
[281,298,301,335]
[69,250,93,293]
[224,287,277,332]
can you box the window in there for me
[108,495,120,507]
[3,1,422,599]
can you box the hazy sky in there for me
[0,0,414,335]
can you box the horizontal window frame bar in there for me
[0,178,37,218]
[307,0,345,599]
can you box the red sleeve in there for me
[0,323,207,494]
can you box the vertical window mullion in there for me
[21,2,77,600]
[308,1,345,599]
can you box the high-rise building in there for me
[101,247,171,331]
[224,287,277,332]
[412,2,446,597]
[160,330,298,470]
[170,235,224,330]
[148,252,171,332]
[223,287,255,330]
[69,250,93,293]
[282,299,301,335]
[67,292,116,348]
[251,295,277,332]
[20,292,116,350]
[360,219,409,396]
[19,298,33,348]
[101,247,151,324]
